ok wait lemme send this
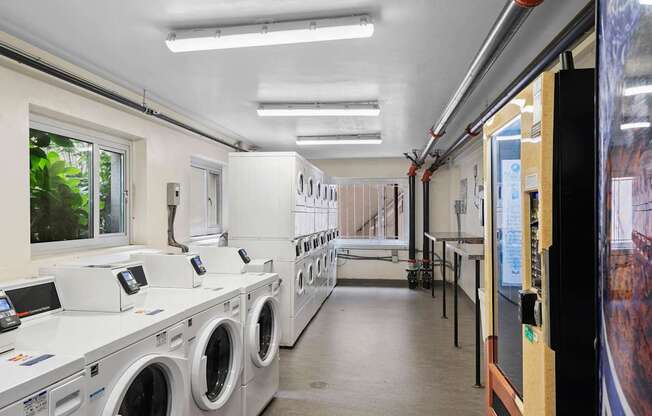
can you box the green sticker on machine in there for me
[524,325,537,343]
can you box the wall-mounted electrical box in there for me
[167,182,181,206]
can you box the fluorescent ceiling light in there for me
[296,134,382,145]
[640,0,652,5]
[166,15,374,52]
[257,102,380,117]
[623,84,652,96]
[621,121,651,130]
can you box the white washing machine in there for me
[274,258,312,347]
[130,252,207,288]
[0,349,86,416]
[185,289,243,416]
[0,289,86,416]
[2,266,242,416]
[320,249,329,302]
[203,273,281,416]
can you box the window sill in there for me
[334,239,408,250]
[30,244,150,264]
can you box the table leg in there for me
[431,240,435,298]
[474,259,483,388]
[454,253,459,347]
[442,241,447,318]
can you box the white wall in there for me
[430,143,485,300]
[0,57,235,281]
[313,145,484,302]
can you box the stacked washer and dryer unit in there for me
[228,152,338,347]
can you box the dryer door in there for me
[248,295,281,368]
[296,268,304,295]
[103,355,186,416]
[191,317,243,411]
[307,263,314,286]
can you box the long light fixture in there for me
[621,121,651,130]
[257,102,380,117]
[166,15,374,52]
[623,84,652,96]
[296,133,382,146]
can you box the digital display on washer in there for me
[117,271,140,295]
[190,256,207,276]
[6,282,61,318]
[127,265,148,287]
[0,298,11,312]
[237,248,251,264]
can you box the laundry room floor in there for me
[262,285,485,416]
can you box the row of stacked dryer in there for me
[0,248,282,416]
[229,152,338,347]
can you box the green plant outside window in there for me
[30,128,126,244]
[30,129,92,243]
[99,149,124,234]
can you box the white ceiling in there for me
[0,0,591,159]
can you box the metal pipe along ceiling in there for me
[416,0,543,165]
[0,41,247,152]
[434,0,594,167]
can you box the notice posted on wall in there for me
[501,159,522,287]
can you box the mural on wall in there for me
[600,0,652,414]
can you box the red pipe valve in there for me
[514,0,544,8]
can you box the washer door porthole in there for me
[191,318,243,411]
[296,270,304,295]
[297,172,304,196]
[248,296,281,368]
[103,356,186,416]
[118,364,168,416]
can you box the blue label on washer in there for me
[90,388,105,401]
[20,354,54,366]
[146,309,164,315]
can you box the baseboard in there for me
[337,278,407,287]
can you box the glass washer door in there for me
[118,364,169,416]
[204,325,231,402]
[296,269,304,294]
[191,317,242,411]
[257,302,273,359]
[249,295,280,368]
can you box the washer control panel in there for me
[0,291,20,333]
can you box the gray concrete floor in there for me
[262,285,485,416]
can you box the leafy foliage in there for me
[29,129,91,243]
[99,150,122,234]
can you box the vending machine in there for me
[483,65,596,415]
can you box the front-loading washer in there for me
[202,273,281,416]
[185,289,243,416]
[1,266,242,416]
[0,349,86,416]
[0,288,86,416]
[274,258,312,347]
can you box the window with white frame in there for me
[611,176,633,248]
[190,160,223,236]
[337,179,407,241]
[29,116,129,252]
